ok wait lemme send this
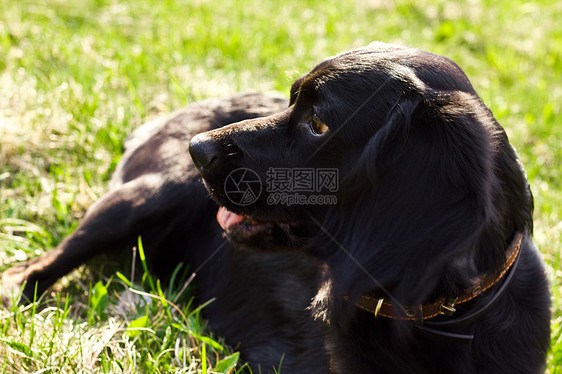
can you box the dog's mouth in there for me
[216,206,316,250]
[217,206,275,236]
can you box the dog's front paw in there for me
[1,263,30,306]
[1,259,44,306]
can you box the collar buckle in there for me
[439,297,458,316]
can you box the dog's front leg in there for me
[2,174,173,304]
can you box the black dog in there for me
[2,93,328,372]
[4,43,550,373]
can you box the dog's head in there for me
[189,42,532,306]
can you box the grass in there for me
[0,0,560,372]
[0,237,243,373]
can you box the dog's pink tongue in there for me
[217,206,245,230]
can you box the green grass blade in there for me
[215,352,240,373]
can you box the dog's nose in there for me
[189,133,220,171]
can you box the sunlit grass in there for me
[0,238,245,373]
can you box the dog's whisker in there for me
[145,52,224,130]
[192,238,230,275]
[229,136,259,164]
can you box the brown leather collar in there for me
[354,231,524,321]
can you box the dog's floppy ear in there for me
[322,92,502,306]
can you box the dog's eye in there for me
[309,114,329,135]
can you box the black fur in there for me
[3,42,550,373]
